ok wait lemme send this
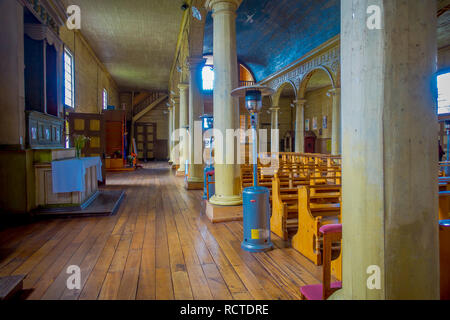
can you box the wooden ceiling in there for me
[61,0,183,91]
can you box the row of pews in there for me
[240,153,343,282]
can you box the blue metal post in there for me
[251,113,258,187]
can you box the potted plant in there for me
[73,134,90,158]
[127,154,135,167]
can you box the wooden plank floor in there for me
[0,162,322,300]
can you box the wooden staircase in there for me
[132,91,168,122]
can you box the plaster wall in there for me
[304,86,333,153]
[59,27,119,114]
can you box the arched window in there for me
[201,55,255,92]
[438,70,450,115]
[202,65,214,91]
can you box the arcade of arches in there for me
[0,0,449,301]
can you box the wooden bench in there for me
[270,173,301,240]
[300,224,342,300]
[292,186,341,265]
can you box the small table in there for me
[35,157,102,208]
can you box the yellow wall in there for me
[304,86,333,153]
[278,97,295,142]
[59,27,119,114]
[136,100,169,141]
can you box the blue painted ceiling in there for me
[203,0,340,82]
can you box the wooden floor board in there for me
[0,162,321,300]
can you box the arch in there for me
[298,66,336,99]
[272,80,297,107]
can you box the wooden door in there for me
[135,123,156,161]
[305,136,316,154]
[68,113,106,181]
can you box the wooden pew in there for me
[300,224,342,300]
[270,173,300,240]
[292,186,341,265]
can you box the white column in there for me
[206,0,243,206]
[270,107,280,153]
[171,96,180,167]
[337,0,438,300]
[177,84,189,175]
[328,88,341,155]
[294,99,307,153]
[168,105,173,163]
[186,57,206,186]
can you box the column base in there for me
[175,170,185,177]
[205,200,243,223]
[209,194,242,206]
[185,179,203,190]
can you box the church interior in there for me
[0,0,449,301]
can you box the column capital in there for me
[294,99,308,107]
[178,83,189,91]
[171,96,180,105]
[269,107,280,112]
[327,87,341,97]
[205,0,242,14]
[186,57,207,70]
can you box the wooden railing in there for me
[133,92,167,116]
[239,80,255,87]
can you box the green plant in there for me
[73,134,90,157]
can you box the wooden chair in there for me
[292,186,340,265]
[300,224,342,300]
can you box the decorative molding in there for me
[24,23,63,52]
[23,0,61,34]
[259,35,341,98]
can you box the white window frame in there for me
[202,65,214,91]
[103,88,108,110]
[63,47,75,109]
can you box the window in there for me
[438,71,450,115]
[202,65,214,91]
[63,48,75,108]
[103,89,108,110]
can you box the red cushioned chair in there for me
[300,224,343,300]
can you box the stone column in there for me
[328,88,341,155]
[294,99,307,153]
[335,0,438,300]
[177,84,189,176]
[206,0,243,206]
[171,96,180,168]
[270,107,280,153]
[168,105,173,163]
[186,57,206,189]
